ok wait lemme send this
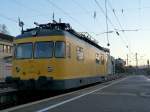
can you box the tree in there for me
[0,24,10,35]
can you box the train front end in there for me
[6,23,69,90]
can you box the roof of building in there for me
[0,33,14,41]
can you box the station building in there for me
[0,33,14,80]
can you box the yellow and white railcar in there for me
[7,22,110,90]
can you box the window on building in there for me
[76,47,84,60]
[7,46,9,53]
[13,44,16,57]
[0,44,3,52]
[0,44,12,54]
[3,45,7,53]
[34,41,54,58]
[55,41,65,58]
[10,46,12,53]
[96,53,100,64]
[66,42,71,58]
[7,46,11,53]
[5,45,7,53]
[15,43,33,59]
[6,45,9,53]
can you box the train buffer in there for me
[3,75,150,112]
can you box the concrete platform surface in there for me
[3,75,150,112]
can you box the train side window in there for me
[55,41,65,58]
[76,46,84,61]
[101,54,105,64]
[96,53,100,64]
[66,42,71,58]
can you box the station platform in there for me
[3,75,150,112]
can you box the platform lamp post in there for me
[126,54,128,67]
[147,60,149,69]
[135,52,138,74]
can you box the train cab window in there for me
[76,47,84,60]
[55,41,65,58]
[66,42,71,58]
[34,42,53,58]
[15,43,33,59]
[96,53,100,64]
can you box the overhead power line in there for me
[13,0,51,20]
[107,1,126,33]
[0,13,17,23]
[13,0,39,14]
[94,0,117,46]
[94,0,116,29]
[72,0,89,14]
[94,0,132,49]
[107,0,130,49]
[45,0,90,31]
[72,0,102,33]
[105,0,110,46]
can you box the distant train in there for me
[115,58,126,73]
[6,21,116,90]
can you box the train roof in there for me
[16,22,109,53]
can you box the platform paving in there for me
[4,75,150,112]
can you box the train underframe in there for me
[5,75,120,91]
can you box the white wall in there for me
[0,61,12,80]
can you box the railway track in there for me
[0,84,17,110]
